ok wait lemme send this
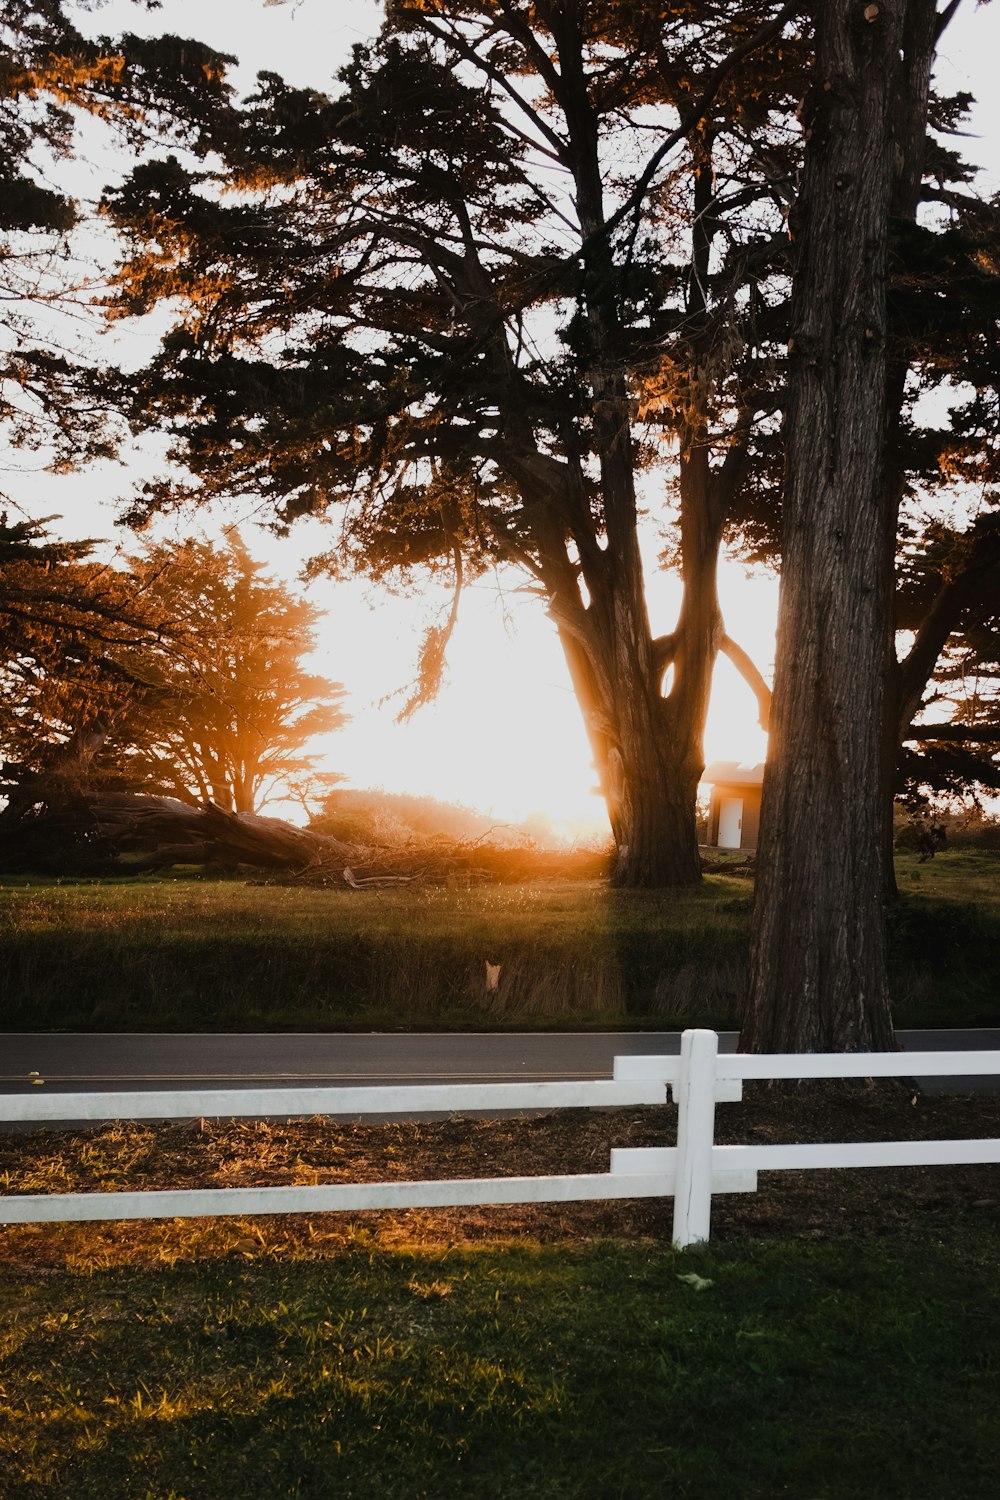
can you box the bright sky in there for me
[6,0,999,834]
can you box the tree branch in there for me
[651,632,678,677]
[606,0,806,254]
[412,10,569,163]
[897,524,1000,737]
[934,0,965,44]
[902,723,1000,743]
[397,539,464,721]
[720,634,772,729]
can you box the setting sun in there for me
[301,550,775,835]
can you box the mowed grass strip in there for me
[2,850,999,1031]
[1,1089,998,1499]
[1,1230,999,1500]
[0,875,751,1031]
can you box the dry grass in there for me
[1,1083,998,1273]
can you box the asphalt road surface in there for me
[2,1029,999,1104]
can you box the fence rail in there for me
[0,1077,667,1124]
[616,1048,1000,1082]
[1,1030,998,1246]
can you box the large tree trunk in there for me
[879,0,941,901]
[553,611,705,889]
[742,0,917,1053]
[546,430,729,889]
[498,413,711,888]
[606,717,703,888]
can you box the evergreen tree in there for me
[1,525,347,819]
[0,514,169,816]
[100,0,803,886]
[742,0,957,1051]
[116,536,348,814]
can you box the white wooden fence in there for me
[616,1030,1000,1244]
[1,1029,998,1247]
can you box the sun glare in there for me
[302,553,776,837]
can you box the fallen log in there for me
[0,789,611,884]
[0,791,372,882]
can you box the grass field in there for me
[1,1221,998,1499]
[1,850,997,1031]
[1,1044,999,1496]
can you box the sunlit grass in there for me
[1,1229,999,1499]
[0,875,752,1031]
[1,852,997,1031]
[895,847,1000,902]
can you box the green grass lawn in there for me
[0,850,997,1031]
[2,1226,998,1499]
[1,1053,998,1497]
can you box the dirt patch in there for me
[0,1081,997,1268]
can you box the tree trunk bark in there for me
[605,706,704,889]
[879,0,940,902]
[743,0,915,1053]
[553,613,704,889]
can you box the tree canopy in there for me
[91,0,1000,882]
[99,0,808,885]
[1,526,348,824]
[117,535,348,815]
[0,0,235,475]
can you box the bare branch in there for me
[397,539,465,721]
[720,634,772,729]
[902,723,1000,743]
[897,525,1000,737]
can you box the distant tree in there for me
[115,536,348,814]
[0,514,168,817]
[1,526,348,820]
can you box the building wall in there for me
[707,784,762,849]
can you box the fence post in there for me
[672,1028,719,1249]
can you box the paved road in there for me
[2,1029,999,1103]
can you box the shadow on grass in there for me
[2,854,999,1032]
[2,1233,999,1499]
